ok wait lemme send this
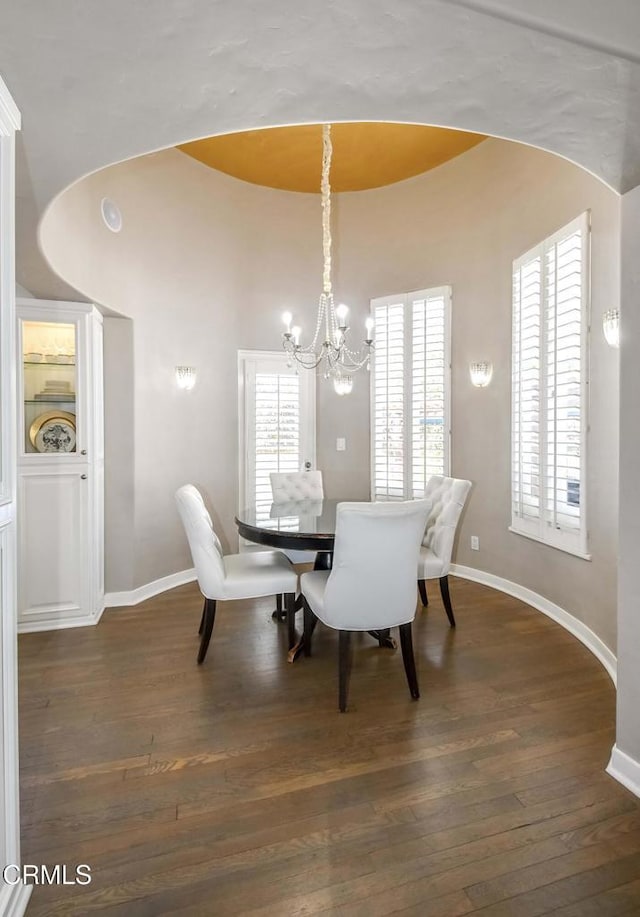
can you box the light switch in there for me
[336,437,346,452]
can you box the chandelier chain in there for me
[321,124,332,296]
[280,123,374,394]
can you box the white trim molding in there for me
[0,79,26,917]
[105,568,196,608]
[17,607,104,635]
[237,349,316,514]
[0,882,32,917]
[607,745,640,799]
[0,76,21,134]
[21,567,198,625]
[450,563,617,685]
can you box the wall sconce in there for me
[603,309,620,348]
[175,366,196,390]
[469,361,493,387]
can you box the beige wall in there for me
[41,150,326,589]
[40,139,620,650]
[102,315,135,592]
[337,139,620,650]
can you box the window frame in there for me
[510,212,591,560]
[369,286,452,501]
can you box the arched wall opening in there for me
[37,129,621,664]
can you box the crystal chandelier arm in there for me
[337,346,374,370]
[284,342,328,370]
[296,293,327,353]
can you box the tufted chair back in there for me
[422,476,472,572]
[175,485,226,599]
[323,500,431,630]
[270,470,324,502]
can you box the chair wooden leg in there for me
[338,630,352,713]
[314,551,333,571]
[399,622,420,699]
[418,579,429,607]
[197,598,217,664]
[198,598,206,635]
[367,628,397,649]
[285,592,297,648]
[303,598,318,657]
[271,593,285,622]
[439,575,456,627]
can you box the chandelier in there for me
[281,124,374,395]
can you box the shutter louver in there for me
[412,293,447,497]
[371,288,450,500]
[545,230,583,532]
[254,372,300,519]
[511,213,588,556]
[373,301,405,499]
[512,255,542,525]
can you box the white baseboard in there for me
[19,569,197,629]
[0,881,32,917]
[18,607,104,634]
[104,568,196,608]
[607,744,640,799]
[450,563,617,685]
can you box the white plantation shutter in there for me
[371,287,451,500]
[254,372,300,509]
[512,255,542,530]
[511,213,589,556]
[373,300,405,498]
[412,291,448,497]
[239,351,316,526]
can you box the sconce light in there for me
[469,361,493,387]
[175,366,196,390]
[602,309,620,348]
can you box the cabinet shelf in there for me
[24,399,76,404]
[24,360,75,366]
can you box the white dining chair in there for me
[300,499,431,712]
[269,468,325,582]
[270,469,324,502]
[175,485,298,663]
[242,469,325,567]
[417,475,472,627]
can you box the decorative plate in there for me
[29,410,77,453]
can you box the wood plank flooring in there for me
[18,577,640,915]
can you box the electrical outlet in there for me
[470,535,480,551]
[336,437,346,452]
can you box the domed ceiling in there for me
[178,123,487,193]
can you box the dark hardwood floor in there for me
[18,577,640,916]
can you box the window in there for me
[238,351,316,520]
[370,287,451,500]
[511,212,590,557]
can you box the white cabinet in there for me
[16,300,104,631]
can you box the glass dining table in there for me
[235,497,341,570]
[235,498,396,660]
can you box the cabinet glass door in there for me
[22,320,77,455]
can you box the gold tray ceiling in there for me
[179,123,486,193]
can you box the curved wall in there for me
[39,137,620,649]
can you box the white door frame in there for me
[0,75,31,917]
[237,349,316,511]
